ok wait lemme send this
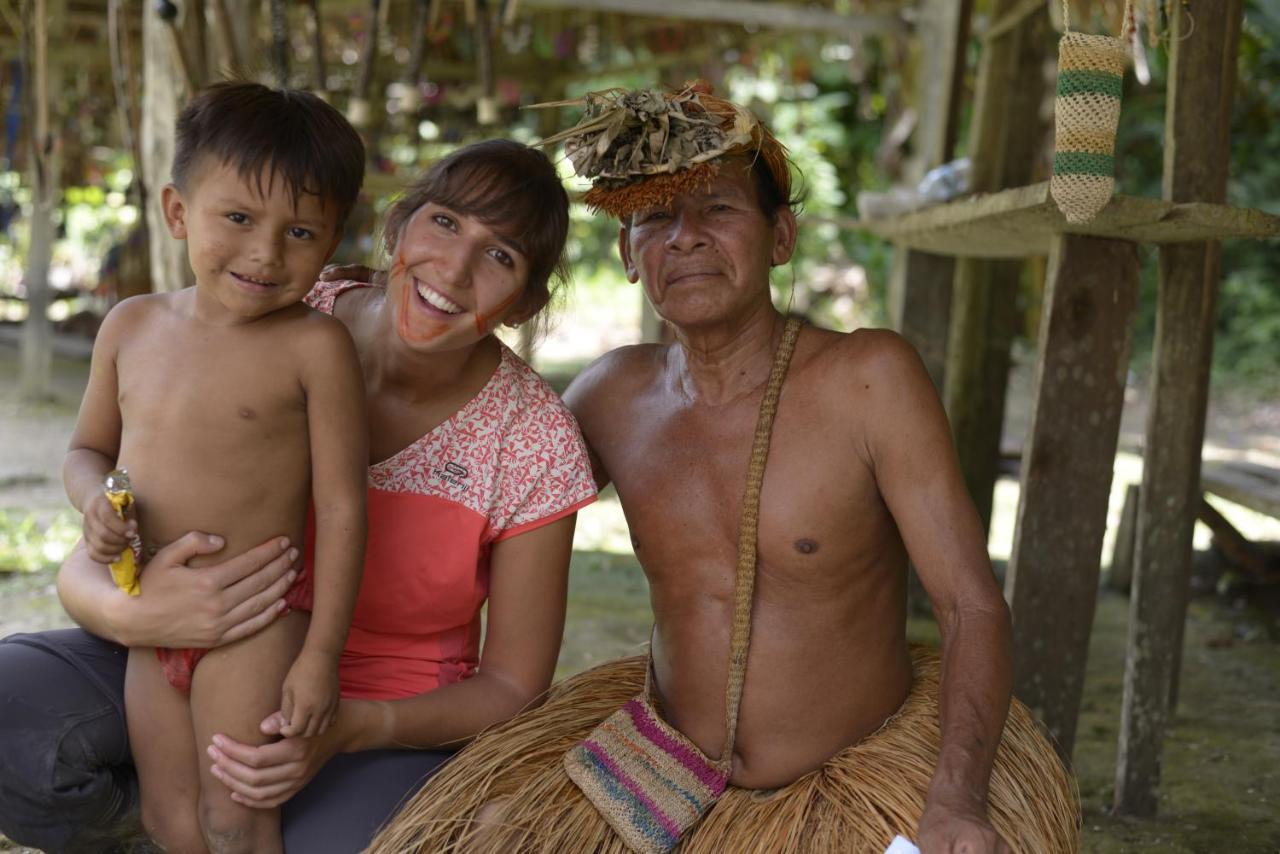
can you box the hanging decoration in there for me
[1050,0,1133,224]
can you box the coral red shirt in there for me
[303,280,597,700]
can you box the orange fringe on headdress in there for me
[584,162,721,219]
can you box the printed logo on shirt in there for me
[433,461,470,487]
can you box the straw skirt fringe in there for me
[367,647,1080,853]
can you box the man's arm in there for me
[855,331,1013,853]
[563,347,645,491]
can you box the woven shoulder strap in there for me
[719,315,803,765]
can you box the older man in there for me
[372,86,1076,854]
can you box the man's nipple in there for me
[793,538,820,555]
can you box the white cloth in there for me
[884,836,922,854]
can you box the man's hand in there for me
[917,800,1012,854]
[318,263,383,285]
[82,492,135,564]
[278,648,340,738]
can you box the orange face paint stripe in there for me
[474,288,522,335]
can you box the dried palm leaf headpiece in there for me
[529,82,792,220]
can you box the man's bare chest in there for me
[600,397,889,577]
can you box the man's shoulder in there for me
[798,324,924,386]
[563,343,666,408]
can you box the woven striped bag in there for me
[563,317,803,854]
[1051,0,1133,224]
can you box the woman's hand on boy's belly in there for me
[110,532,301,649]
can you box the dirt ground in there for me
[1,331,1277,853]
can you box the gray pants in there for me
[0,629,450,853]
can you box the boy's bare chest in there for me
[116,330,307,440]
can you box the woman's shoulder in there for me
[490,346,586,441]
[304,278,380,315]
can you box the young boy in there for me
[64,81,368,854]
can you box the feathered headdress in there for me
[529,82,791,220]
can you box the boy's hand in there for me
[83,493,136,564]
[279,648,340,738]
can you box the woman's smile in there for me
[414,277,465,316]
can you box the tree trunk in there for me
[19,0,56,402]
[143,2,193,292]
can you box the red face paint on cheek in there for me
[392,261,450,344]
[474,288,523,335]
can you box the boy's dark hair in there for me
[172,81,365,228]
[382,140,570,321]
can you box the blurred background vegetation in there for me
[1,2,1276,392]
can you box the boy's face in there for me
[161,157,342,321]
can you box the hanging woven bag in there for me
[1051,0,1134,224]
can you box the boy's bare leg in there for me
[126,647,208,854]
[190,611,309,854]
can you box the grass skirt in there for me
[368,647,1079,853]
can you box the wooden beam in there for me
[1115,0,1245,818]
[1197,496,1277,581]
[857,183,1280,258]
[1005,234,1140,761]
[518,0,905,35]
[1201,461,1280,519]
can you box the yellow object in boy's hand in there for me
[104,468,144,596]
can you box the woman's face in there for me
[386,203,531,351]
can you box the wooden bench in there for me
[1109,460,1280,591]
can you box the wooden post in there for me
[1005,234,1140,760]
[302,0,327,94]
[475,0,497,124]
[348,0,382,130]
[944,1,1048,533]
[269,0,290,86]
[1108,482,1140,593]
[1114,0,1244,817]
[143,0,195,293]
[208,0,243,77]
[19,0,57,402]
[887,0,971,393]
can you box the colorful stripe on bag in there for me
[624,700,729,795]
[578,744,683,848]
[1053,151,1115,177]
[564,697,734,852]
[1056,68,1124,99]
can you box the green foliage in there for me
[0,510,79,574]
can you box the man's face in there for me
[619,161,796,331]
